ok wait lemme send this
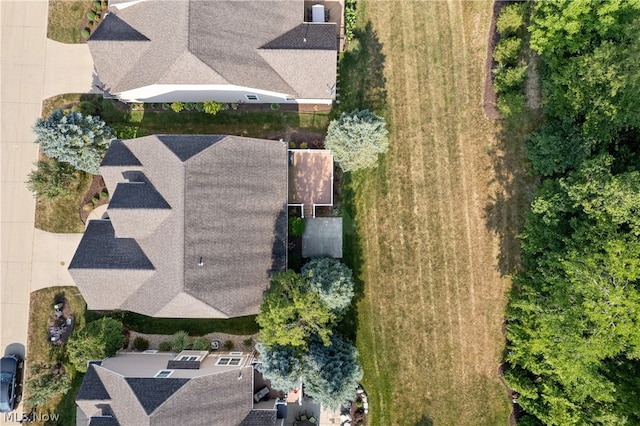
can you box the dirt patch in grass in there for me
[47,0,92,44]
[483,0,506,120]
[343,1,538,424]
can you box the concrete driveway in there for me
[44,39,101,100]
[1,2,98,422]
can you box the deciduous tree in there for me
[257,271,335,349]
[67,317,124,372]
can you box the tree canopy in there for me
[301,257,355,313]
[255,342,303,391]
[67,317,124,373]
[303,335,363,409]
[506,3,640,424]
[325,109,389,172]
[33,109,113,174]
[256,270,335,349]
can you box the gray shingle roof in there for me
[125,378,189,415]
[89,416,120,426]
[240,410,278,426]
[69,220,154,270]
[77,362,110,401]
[261,23,337,50]
[88,0,336,99]
[78,359,267,426]
[70,135,287,318]
[101,139,142,166]
[109,181,171,210]
[90,13,149,42]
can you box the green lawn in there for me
[33,166,92,233]
[47,0,92,44]
[341,1,538,424]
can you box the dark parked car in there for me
[0,354,23,412]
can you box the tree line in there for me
[504,1,640,425]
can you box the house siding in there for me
[116,84,332,105]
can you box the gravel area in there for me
[125,330,259,353]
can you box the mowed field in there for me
[349,1,527,425]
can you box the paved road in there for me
[1,1,97,422]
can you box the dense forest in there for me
[503,1,640,425]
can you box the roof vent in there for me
[198,257,204,266]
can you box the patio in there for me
[302,218,343,258]
[288,150,334,218]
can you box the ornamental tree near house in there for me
[256,270,335,349]
[67,317,124,373]
[255,342,303,391]
[303,335,363,409]
[301,257,355,313]
[325,109,389,172]
[33,109,113,175]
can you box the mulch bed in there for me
[47,296,74,345]
[79,175,108,224]
[482,0,509,120]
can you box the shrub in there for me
[162,103,171,111]
[289,216,306,237]
[203,101,224,115]
[223,340,234,350]
[92,196,99,204]
[497,91,525,118]
[493,65,528,93]
[170,102,184,113]
[243,338,253,347]
[158,341,171,352]
[101,0,108,8]
[67,318,124,372]
[195,102,204,112]
[496,3,526,37]
[171,330,191,352]
[270,103,281,111]
[113,125,145,139]
[99,190,108,199]
[192,337,211,351]
[82,28,90,39]
[26,158,78,200]
[493,37,522,66]
[289,141,297,149]
[82,203,94,212]
[325,109,389,172]
[230,103,239,110]
[184,102,195,111]
[93,1,101,9]
[299,142,308,149]
[345,0,357,41]
[24,363,72,407]
[87,11,96,20]
[133,336,149,351]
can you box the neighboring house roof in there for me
[88,0,337,99]
[76,353,276,426]
[69,135,288,318]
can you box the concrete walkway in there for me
[1,2,98,422]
